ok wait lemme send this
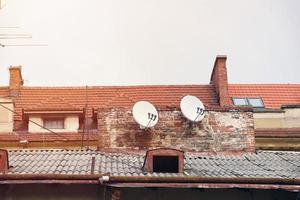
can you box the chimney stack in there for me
[9,66,23,96]
[0,149,9,174]
[210,56,231,107]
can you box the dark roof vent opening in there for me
[143,148,184,173]
[153,156,179,173]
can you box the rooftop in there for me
[229,84,300,109]
[0,85,219,120]
[7,149,300,179]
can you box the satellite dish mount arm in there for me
[194,107,205,122]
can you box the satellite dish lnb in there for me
[180,95,205,122]
[132,101,159,129]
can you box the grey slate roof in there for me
[7,149,300,179]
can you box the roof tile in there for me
[6,149,300,179]
[229,84,300,109]
[8,85,218,120]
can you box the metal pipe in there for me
[0,36,32,39]
[0,180,100,185]
[106,176,300,185]
[1,174,300,187]
[0,173,108,180]
[106,182,300,191]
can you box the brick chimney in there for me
[0,149,9,174]
[9,66,23,96]
[210,55,231,107]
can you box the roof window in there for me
[232,97,264,108]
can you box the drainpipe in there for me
[0,149,9,174]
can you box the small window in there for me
[232,98,248,106]
[232,97,264,108]
[153,156,179,173]
[43,118,64,129]
[247,98,264,108]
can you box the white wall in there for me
[0,98,14,132]
[254,108,300,129]
[28,114,79,133]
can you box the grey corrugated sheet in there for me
[7,149,300,179]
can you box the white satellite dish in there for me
[132,101,159,129]
[180,95,205,122]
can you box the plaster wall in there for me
[254,108,300,129]
[28,114,79,133]
[0,98,14,132]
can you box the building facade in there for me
[0,56,299,199]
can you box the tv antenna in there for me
[180,95,206,122]
[0,27,47,47]
[132,101,159,129]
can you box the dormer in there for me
[143,148,184,173]
[23,97,85,133]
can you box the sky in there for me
[0,0,299,86]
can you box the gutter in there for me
[1,174,300,191]
[105,176,300,185]
[0,174,107,184]
[106,182,300,192]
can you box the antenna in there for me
[0,27,47,47]
[132,101,159,129]
[0,43,48,47]
[180,95,206,122]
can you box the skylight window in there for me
[232,97,264,108]
[232,98,248,106]
[247,98,264,108]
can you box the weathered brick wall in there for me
[98,108,255,152]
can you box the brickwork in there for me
[9,66,23,96]
[98,108,255,152]
[210,56,232,107]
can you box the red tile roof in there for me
[9,85,218,120]
[0,131,98,142]
[228,84,300,109]
[24,96,83,112]
[0,87,9,97]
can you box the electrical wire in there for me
[81,85,89,149]
[0,36,32,39]
[0,34,31,36]
[0,26,20,29]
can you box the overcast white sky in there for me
[0,0,299,86]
